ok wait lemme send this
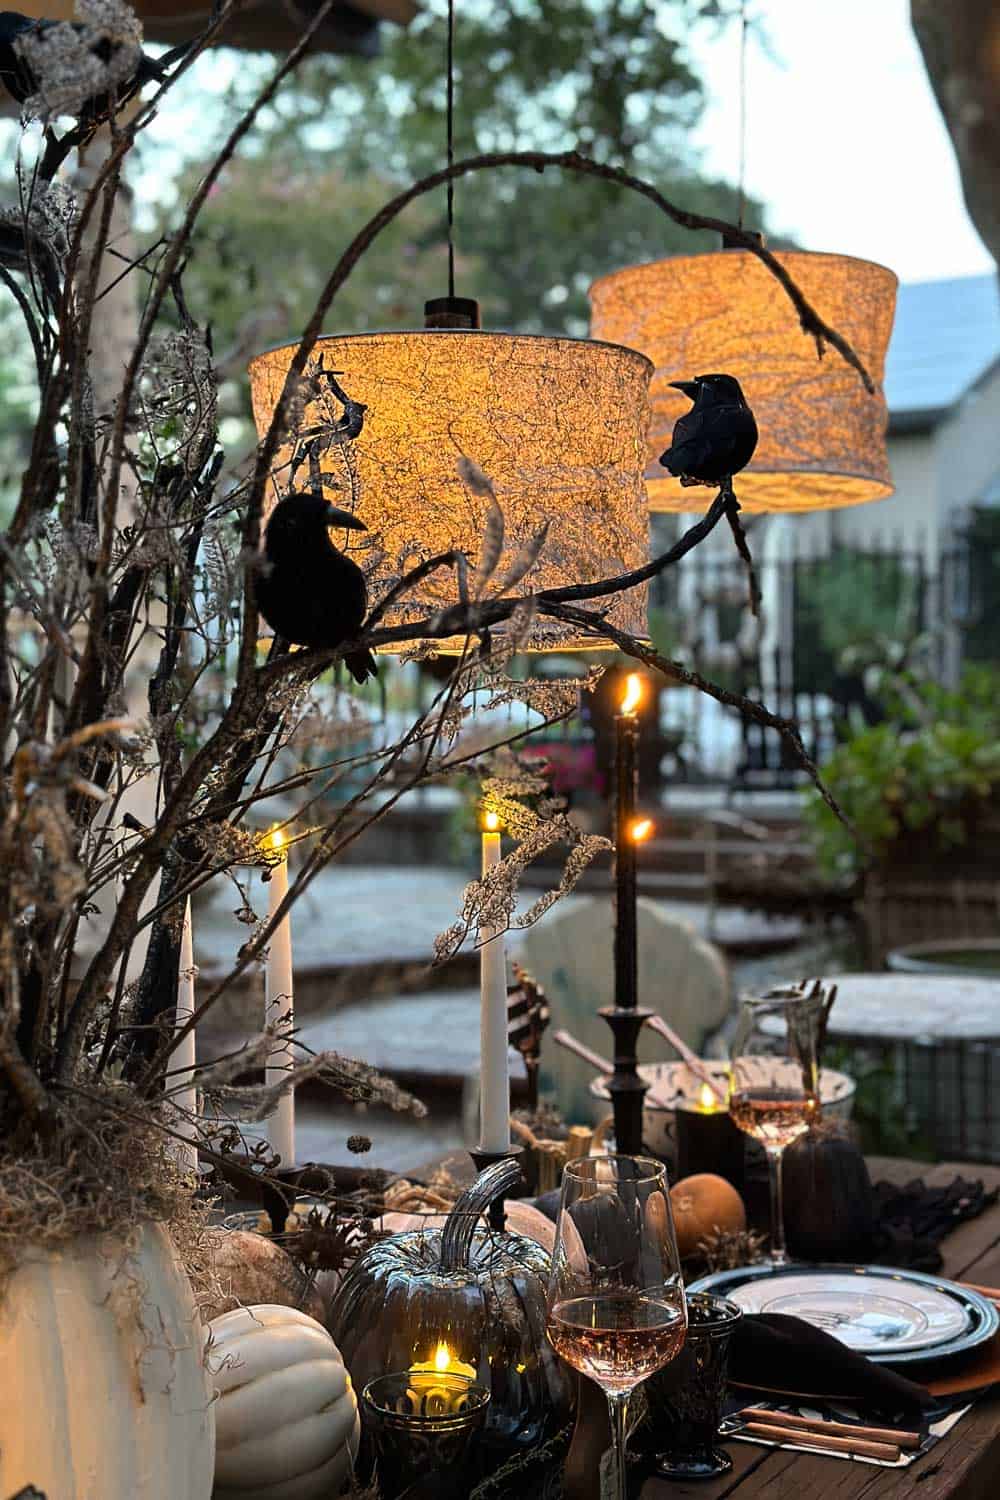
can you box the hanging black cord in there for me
[446,0,456,297]
[737,0,748,229]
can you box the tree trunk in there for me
[911,0,1000,267]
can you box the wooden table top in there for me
[641,1155,1000,1500]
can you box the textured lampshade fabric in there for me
[589,251,898,513]
[248,331,653,651]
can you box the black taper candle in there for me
[613,706,639,1011]
[602,680,650,1155]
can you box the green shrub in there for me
[804,666,1000,877]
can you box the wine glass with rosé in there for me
[546,1155,687,1500]
[729,989,823,1265]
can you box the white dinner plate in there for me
[689,1264,999,1363]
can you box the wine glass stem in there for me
[765,1145,788,1265]
[606,1390,631,1500]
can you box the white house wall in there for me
[831,431,937,562]
[931,362,1000,533]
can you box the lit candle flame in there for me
[698,1082,717,1111]
[409,1340,476,1380]
[483,810,500,833]
[630,817,653,843]
[619,672,643,716]
[268,826,285,852]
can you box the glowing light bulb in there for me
[620,672,643,715]
[630,817,653,843]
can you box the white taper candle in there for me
[479,812,511,1152]
[265,829,295,1167]
[172,897,198,1179]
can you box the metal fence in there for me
[647,516,1000,793]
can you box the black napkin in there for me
[870,1176,999,1272]
[728,1313,934,1421]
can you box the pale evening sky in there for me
[133,0,995,291]
[687,0,994,285]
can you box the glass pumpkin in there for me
[328,1161,575,1467]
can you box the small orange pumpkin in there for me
[669,1173,746,1258]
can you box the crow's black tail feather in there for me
[346,648,378,685]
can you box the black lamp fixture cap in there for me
[721,227,766,251]
[424,296,482,329]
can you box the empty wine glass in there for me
[729,989,822,1265]
[546,1155,687,1500]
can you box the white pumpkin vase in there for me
[0,1220,215,1499]
[209,1304,360,1500]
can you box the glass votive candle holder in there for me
[646,1293,743,1480]
[361,1371,491,1499]
[674,1094,746,1193]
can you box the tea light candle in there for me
[408,1342,478,1415]
[675,1086,745,1192]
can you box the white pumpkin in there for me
[0,1221,215,1499]
[209,1304,359,1500]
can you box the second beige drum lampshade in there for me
[248,330,654,652]
[589,250,898,514]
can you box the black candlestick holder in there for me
[468,1144,525,1231]
[599,1004,652,1157]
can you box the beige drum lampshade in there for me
[248,331,653,652]
[589,251,898,513]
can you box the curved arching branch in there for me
[242,147,880,679]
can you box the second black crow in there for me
[659,373,758,488]
[256,492,377,685]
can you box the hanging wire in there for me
[737,0,748,229]
[446,0,457,297]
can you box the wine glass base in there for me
[656,1448,733,1480]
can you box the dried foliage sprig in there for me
[0,0,867,1207]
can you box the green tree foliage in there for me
[791,549,921,694]
[176,0,765,353]
[804,665,1000,878]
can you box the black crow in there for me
[0,10,187,122]
[659,373,758,488]
[256,493,377,685]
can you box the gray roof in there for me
[885,273,999,428]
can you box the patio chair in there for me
[519,895,730,1124]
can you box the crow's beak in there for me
[669,380,700,399]
[325,504,368,532]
